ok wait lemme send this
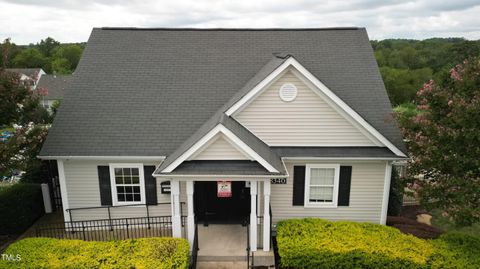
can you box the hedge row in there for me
[0,183,44,234]
[2,237,190,269]
[276,218,480,269]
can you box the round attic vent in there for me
[279,83,298,102]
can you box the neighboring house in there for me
[39,28,408,253]
[6,68,45,89]
[36,74,72,111]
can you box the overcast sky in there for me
[1,0,479,44]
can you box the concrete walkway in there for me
[198,224,248,261]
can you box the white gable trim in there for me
[161,124,279,173]
[188,133,251,160]
[225,57,406,157]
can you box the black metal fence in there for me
[50,176,62,210]
[35,215,173,241]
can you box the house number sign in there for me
[271,178,287,184]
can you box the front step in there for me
[197,250,275,266]
[196,261,247,269]
[198,255,247,262]
[251,250,275,268]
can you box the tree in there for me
[397,57,480,226]
[51,57,71,74]
[0,69,51,180]
[58,44,82,69]
[0,123,48,179]
[37,37,60,57]
[380,67,433,105]
[11,48,46,68]
[0,70,49,127]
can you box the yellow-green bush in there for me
[1,237,190,269]
[276,218,480,269]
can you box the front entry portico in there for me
[170,178,272,252]
[194,181,250,224]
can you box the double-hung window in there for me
[305,164,340,207]
[109,164,145,205]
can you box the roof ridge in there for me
[99,27,362,31]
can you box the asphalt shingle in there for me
[40,28,406,158]
[37,74,72,100]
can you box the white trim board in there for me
[57,160,70,222]
[282,157,407,161]
[154,175,282,179]
[225,57,406,157]
[380,161,393,225]
[158,124,279,174]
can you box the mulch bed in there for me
[387,206,444,239]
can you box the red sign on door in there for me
[217,181,232,197]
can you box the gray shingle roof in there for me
[37,74,72,100]
[164,160,281,175]
[155,112,286,174]
[40,28,406,158]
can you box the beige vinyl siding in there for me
[271,160,387,224]
[63,159,185,221]
[190,135,248,160]
[234,70,376,146]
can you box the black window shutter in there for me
[338,166,353,206]
[292,166,306,206]
[97,166,112,206]
[143,166,158,205]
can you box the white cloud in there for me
[0,0,479,44]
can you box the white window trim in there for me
[304,164,340,208]
[109,163,146,206]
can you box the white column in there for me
[250,181,257,251]
[380,162,393,225]
[263,180,271,251]
[57,160,70,223]
[186,181,195,249]
[171,180,182,238]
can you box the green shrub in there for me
[2,237,190,269]
[0,183,44,234]
[276,218,480,269]
[429,232,480,268]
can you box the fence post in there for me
[108,207,113,231]
[68,210,75,233]
[125,218,129,239]
[82,221,86,241]
[146,205,151,229]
